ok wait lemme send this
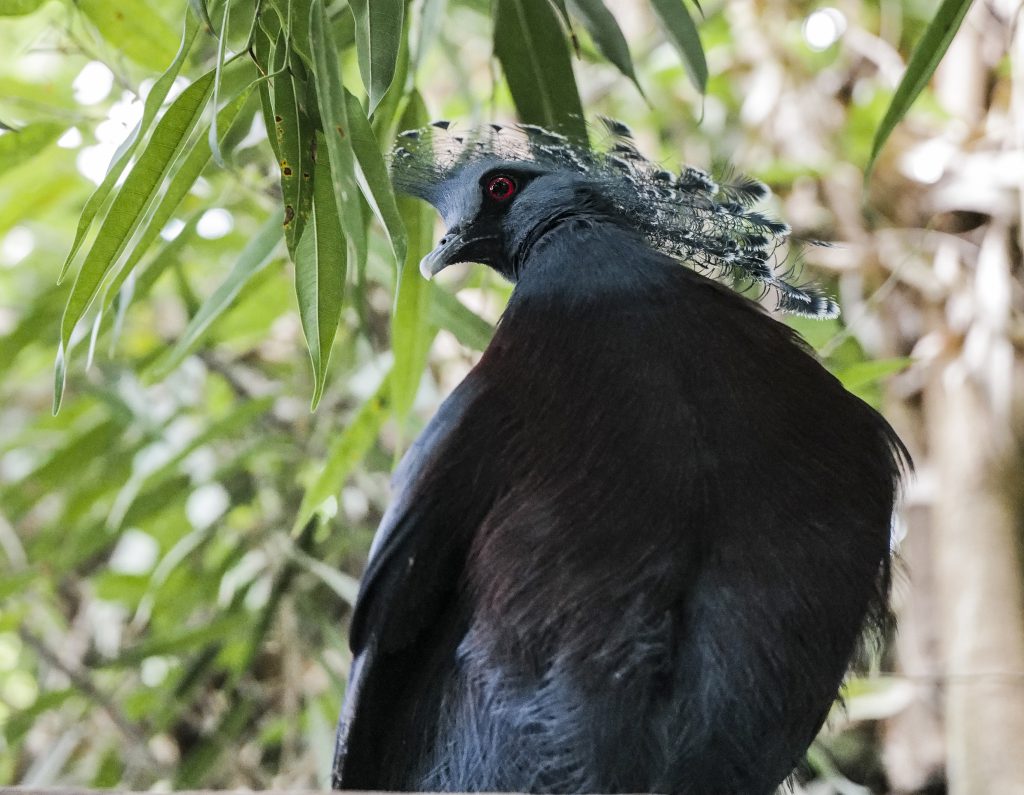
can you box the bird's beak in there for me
[419,228,467,280]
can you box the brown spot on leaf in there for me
[283,166,293,176]
[283,205,295,225]
[275,115,283,122]
[335,125,346,139]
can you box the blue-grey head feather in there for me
[391,118,840,319]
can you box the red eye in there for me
[486,175,517,202]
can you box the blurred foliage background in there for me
[1,0,1022,792]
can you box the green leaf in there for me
[865,0,973,178]
[54,74,225,412]
[78,0,179,71]
[0,121,63,173]
[58,10,200,282]
[567,0,644,96]
[52,342,66,415]
[282,542,360,605]
[252,24,281,161]
[648,0,707,93]
[271,32,314,258]
[188,0,213,33]
[295,134,348,409]
[390,91,436,425]
[111,398,273,531]
[0,0,45,15]
[547,0,582,57]
[548,0,572,29]
[276,0,314,64]
[105,209,192,354]
[428,288,494,351]
[155,218,282,377]
[208,0,232,167]
[0,570,36,602]
[103,212,199,317]
[368,14,410,143]
[5,690,75,745]
[833,358,911,391]
[58,71,215,351]
[111,84,255,317]
[309,0,367,268]
[349,0,404,113]
[292,374,390,534]
[411,0,447,74]
[108,616,244,665]
[345,89,406,267]
[493,0,586,142]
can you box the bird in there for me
[331,119,908,794]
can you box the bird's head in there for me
[406,159,545,280]
[391,120,839,318]
[394,151,614,282]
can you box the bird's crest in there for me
[391,119,839,319]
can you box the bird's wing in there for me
[333,369,505,788]
[348,370,501,654]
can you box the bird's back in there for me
[335,221,904,794]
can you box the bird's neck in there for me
[507,218,674,307]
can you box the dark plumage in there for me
[332,121,907,794]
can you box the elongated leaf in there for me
[119,84,255,293]
[271,32,313,257]
[252,24,281,161]
[349,0,404,112]
[108,266,136,354]
[411,0,447,74]
[5,690,75,746]
[548,0,582,57]
[0,283,63,379]
[6,416,123,502]
[834,358,912,390]
[59,12,200,281]
[369,13,410,144]
[154,224,281,378]
[428,288,494,351]
[548,0,572,29]
[866,0,973,178]
[108,615,244,665]
[295,135,348,409]
[292,374,390,534]
[283,543,360,605]
[78,0,179,70]
[493,0,586,142]
[567,0,644,96]
[332,5,357,50]
[649,0,707,93]
[108,396,273,530]
[345,89,406,267]
[51,343,66,415]
[309,0,367,268]
[0,172,76,239]
[390,92,436,425]
[0,121,63,172]
[58,71,215,350]
[130,79,247,278]
[281,0,315,65]
[208,0,231,167]
[103,213,199,317]
[188,0,213,32]
[0,0,45,14]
